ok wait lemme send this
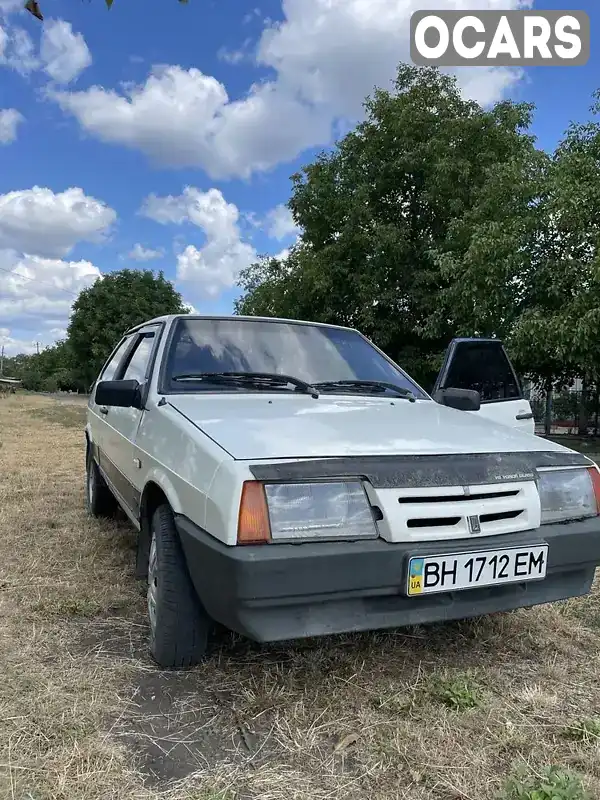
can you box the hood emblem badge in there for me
[467,515,481,534]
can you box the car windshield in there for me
[162,317,428,399]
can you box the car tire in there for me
[86,450,118,518]
[147,503,211,669]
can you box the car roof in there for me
[125,314,358,335]
[452,337,504,345]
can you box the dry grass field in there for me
[2,393,600,800]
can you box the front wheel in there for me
[85,451,117,518]
[147,503,211,669]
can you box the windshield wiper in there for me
[312,380,416,402]
[172,371,320,399]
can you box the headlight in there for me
[538,468,599,524]
[264,481,377,542]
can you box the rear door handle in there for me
[99,406,109,415]
[516,412,534,421]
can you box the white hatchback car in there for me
[85,314,600,669]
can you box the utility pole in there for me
[35,341,40,355]
[0,345,4,376]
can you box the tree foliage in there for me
[237,66,543,388]
[509,93,600,395]
[236,66,600,398]
[3,340,75,392]
[68,269,187,388]
[6,269,186,392]
[8,65,600,415]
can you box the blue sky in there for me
[0,0,598,354]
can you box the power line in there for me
[0,263,82,299]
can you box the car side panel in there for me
[135,404,230,534]
[100,405,145,511]
[204,460,256,546]
[86,404,107,467]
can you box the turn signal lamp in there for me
[237,481,271,544]
[587,466,600,514]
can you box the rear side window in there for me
[100,336,134,382]
[121,332,156,383]
[444,342,522,402]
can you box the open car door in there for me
[432,338,535,435]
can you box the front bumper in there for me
[175,516,600,643]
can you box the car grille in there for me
[369,481,540,542]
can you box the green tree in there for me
[236,64,542,389]
[427,137,548,341]
[10,340,77,392]
[507,93,600,432]
[67,268,186,389]
[235,247,322,321]
[1,353,29,380]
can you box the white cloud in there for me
[1,18,90,83]
[0,0,25,15]
[48,326,67,339]
[1,26,39,74]
[217,40,252,65]
[272,231,301,262]
[141,187,238,235]
[0,249,101,351]
[141,187,256,298]
[256,0,525,115]
[0,326,70,356]
[176,240,255,299]
[51,64,330,179]
[266,204,300,240]
[128,242,164,261]
[274,246,290,261]
[242,8,262,25]
[40,19,92,84]
[51,66,231,174]
[0,329,41,357]
[0,107,23,143]
[50,0,527,179]
[0,186,116,257]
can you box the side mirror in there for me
[95,379,142,409]
[433,387,481,412]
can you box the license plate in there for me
[407,545,548,596]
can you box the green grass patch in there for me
[563,718,600,743]
[426,670,483,711]
[30,404,87,429]
[499,765,590,800]
[31,595,104,619]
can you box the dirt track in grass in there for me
[1,393,600,800]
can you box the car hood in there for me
[167,393,570,461]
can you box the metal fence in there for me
[530,389,600,436]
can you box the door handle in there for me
[516,412,534,421]
[99,406,109,415]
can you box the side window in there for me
[444,342,522,402]
[120,331,157,383]
[99,336,134,382]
